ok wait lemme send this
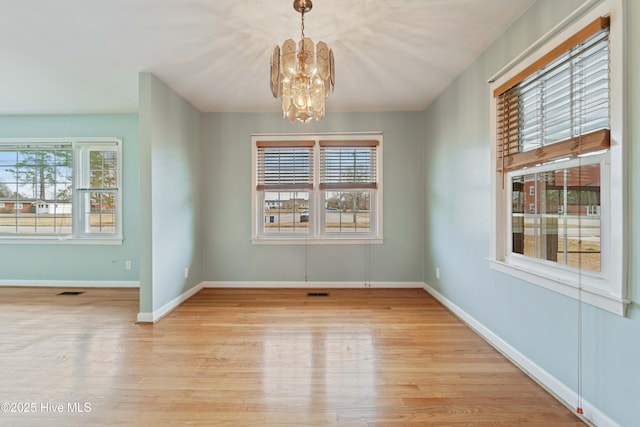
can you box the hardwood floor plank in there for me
[0,287,584,426]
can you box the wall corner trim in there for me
[422,282,621,427]
[137,282,204,323]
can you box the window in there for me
[320,140,378,235]
[489,2,628,316]
[0,138,122,243]
[256,140,313,236]
[77,144,120,237]
[252,134,382,243]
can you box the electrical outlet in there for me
[125,260,132,270]
[436,268,440,279]
[184,268,189,279]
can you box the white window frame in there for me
[488,0,629,316]
[0,137,123,245]
[251,133,383,245]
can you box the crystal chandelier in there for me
[270,0,335,123]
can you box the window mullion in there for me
[313,140,321,239]
[563,169,569,265]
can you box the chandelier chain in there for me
[301,11,306,53]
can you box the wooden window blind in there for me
[319,140,378,190]
[256,140,314,190]
[495,17,610,172]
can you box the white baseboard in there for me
[423,282,619,427]
[0,280,139,288]
[203,281,424,289]
[137,282,204,323]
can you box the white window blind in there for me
[496,17,610,172]
[256,141,314,190]
[319,140,378,190]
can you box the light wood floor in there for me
[0,287,585,426]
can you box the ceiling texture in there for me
[0,0,536,115]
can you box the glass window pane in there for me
[538,170,561,263]
[511,163,600,272]
[83,191,116,234]
[511,176,525,254]
[259,148,313,187]
[564,164,601,271]
[504,28,610,156]
[324,190,371,233]
[263,191,309,234]
[0,147,73,236]
[89,150,118,189]
[321,148,375,185]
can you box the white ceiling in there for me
[0,0,535,115]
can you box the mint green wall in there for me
[423,1,639,425]
[0,114,139,282]
[202,111,424,283]
[139,73,203,315]
[2,1,637,422]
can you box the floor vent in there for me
[57,291,85,296]
[307,292,330,297]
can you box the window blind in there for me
[319,140,378,190]
[256,140,314,190]
[495,17,610,172]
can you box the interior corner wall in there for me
[201,111,425,285]
[138,72,203,317]
[0,114,139,285]
[422,0,639,426]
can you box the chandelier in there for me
[270,0,335,123]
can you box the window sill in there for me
[0,237,123,245]
[488,258,629,316]
[252,237,384,245]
